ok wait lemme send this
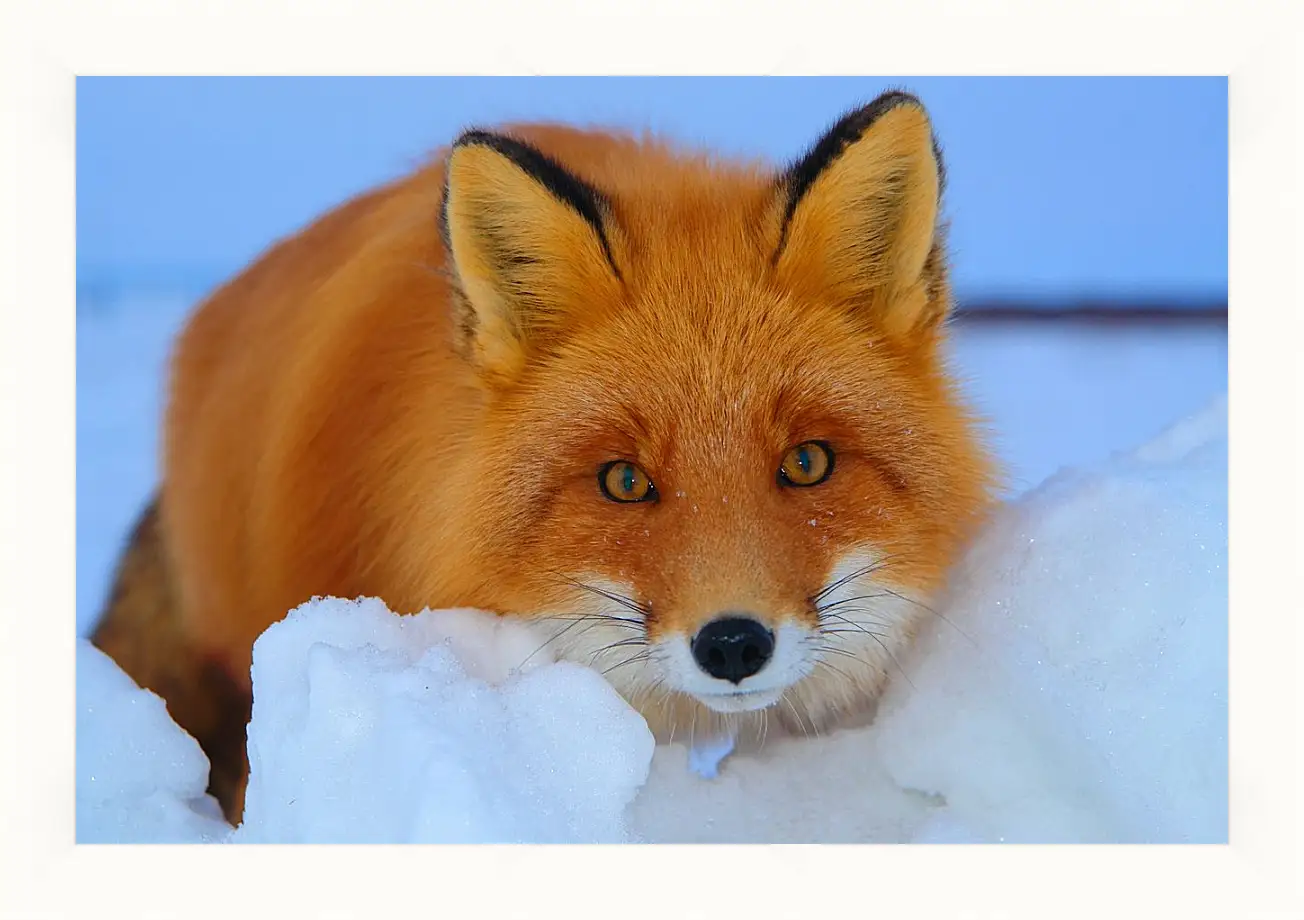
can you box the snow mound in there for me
[235,599,655,843]
[76,642,231,843]
[869,394,1228,843]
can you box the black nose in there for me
[691,617,775,684]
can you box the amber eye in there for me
[778,441,834,487]
[599,461,657,503]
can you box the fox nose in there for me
[691,616,775,684]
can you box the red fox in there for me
[92,91,996,824]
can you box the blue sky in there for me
[76,77,1226,307]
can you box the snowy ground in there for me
[75,295,1228,844]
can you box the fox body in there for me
[93,92,996,822]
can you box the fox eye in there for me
[599,461,657,503]
[778,441,835,488]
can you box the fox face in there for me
[436,93,995,736]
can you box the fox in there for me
[92,90,997,825]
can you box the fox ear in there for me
[770,92,950,341]
[440,131,623,383]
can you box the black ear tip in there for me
[781,89,943,197]
[865,89,927,113]
[449,128,518,158]
[440,123,623,280]
[845,90,946,193]
[841,90,931,135]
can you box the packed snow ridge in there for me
[76,395,1228,844]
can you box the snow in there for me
[77,296,190,638]
[685,730,737,780]
[74,392,1227,844]
[75,641,231,844]
[236,600,653,844]
[78,601,655,844]
[948,321,1229,495]
[870,395,1228,844]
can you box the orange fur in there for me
[108,93,996,814]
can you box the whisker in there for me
[780,692,811,740]
[808,553,975,647]
[813,657,856,686]
[520,604,653,672]
[819,627,887,638]
[517,615,592,670]
[815,591,896,614]
[547,571,651,618]
[809,643,864,663]
[601,651,652,677]
[817,609,896,631]
[586,636,648,666]
[793,693,823,740]
[816,609,897,633]
[863,632,916,692]
[810,611,919,692]
[810,562,879,604]
[808,554,912,604]
[872,583,976,646]
[536,612,645,630]
[642,673,668,701]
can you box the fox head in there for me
[435,92,996,736]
